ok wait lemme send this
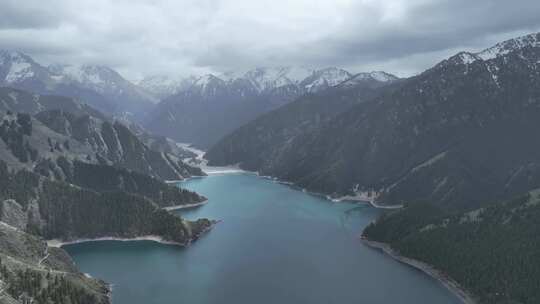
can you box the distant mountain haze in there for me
[143,67,398,148]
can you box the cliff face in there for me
[0,87,204,181]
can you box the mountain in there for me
[205,73,401,174]
[0,89,213,303]
[300,67,352,92]
[0,50,155,120]
[0,220,110,304]
[207,32,540,209]
[0,87,203,181]
[341,71,399,88]
[138,75,199,99]
[144,67,397,148]
[48,64,157,116]
[362,189,540,304]
[0,158,212,247]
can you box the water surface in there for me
[65,173,462,304]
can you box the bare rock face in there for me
[0,199,27,230]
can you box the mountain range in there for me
[0,50,156,120]
[143,67,398,148]
[207,32,540,210]
[0,84,215,303]
[1,50,398,149]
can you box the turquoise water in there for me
[65,173,462,304]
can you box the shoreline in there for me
[255,172,403,210]
[361,239,476,304]
[163,200,208,211]
[47,235,185,248]
[174,143,402,209]
[46,221,220,249]
[330,194,403,209]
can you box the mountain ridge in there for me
[144,67,399,148]
[0,50,155,120]
[206,31,540,209]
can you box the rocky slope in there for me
[207,32,540,209]
[145,67,398,148]
[0,88,203,180]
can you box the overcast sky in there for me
[2,0,540,80]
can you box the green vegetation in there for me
[0,114,38,163]
[0,159,212,243]
[0,267,106,304]
[0,161,40,210]
[363,192,540,304]
[38,179,211,243]
[65,160,204,208]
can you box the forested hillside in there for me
[363,190,540,304]
[207,32,540,209]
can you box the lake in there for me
[65,173,462,304]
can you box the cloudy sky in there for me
[2,0,540,80]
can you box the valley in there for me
[0,9,540,303]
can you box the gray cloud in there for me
[0,0,61,30]
[1,0,539,79]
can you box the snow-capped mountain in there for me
[477,32,540,60]
[0,50,55,90]
[142,66,363,100]
[0,50,155,120]
[138,75,198,99]
[300,67,352,92]
[439,32,540,67]
[206,31,540,210]
[341,71,399,88]
[242,66,314,92]
[144,66,398,148]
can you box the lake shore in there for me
[361,238,477,304]
[176,142,404,209]
[255,173,403,210]
[47,235,185,248]
[46,219,219,248]
[163,200,208,211]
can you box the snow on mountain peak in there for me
[477,32,540,60]
[50,64,121,85]
[341,71,399,88]
[195,74,222,86]
[189,74,226,95]
[368,71,399,82]
[457,52,481,65]
[138,75,198,98]
[0,50,37,83]
[243,66,314,92]
[302,67,352,92]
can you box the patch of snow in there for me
[303,67,352,92]
[477,32,540,60]
[369,71,398,82]
[5,56,34,83]
[342,71,398,87]
[458,52,481,65]
[412,152,447,173]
